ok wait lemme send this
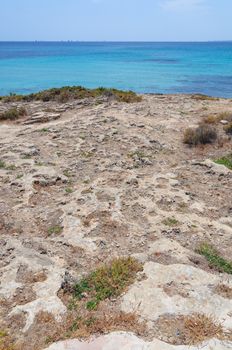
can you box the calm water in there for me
[0,41,232,97]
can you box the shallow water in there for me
[0,41,232,97]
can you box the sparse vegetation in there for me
[191,94,219,101]
[0,107,27,121]
[162,217,179,227]
[0,86,142,103]
[183,124,217,146]
[0,161,16,171]
[197,243,232,274]
[215,154,232,170]
[215,284,232,299]
[65,187,73,194]
[203,115,220,124]
[47,225,63,236]
[0,160,6,169]
[73,257,143,310]
[224,122,232,135]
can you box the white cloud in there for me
[161,0,205,11]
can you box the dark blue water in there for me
[0,41,232,97]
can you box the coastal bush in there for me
[183,125,217,146]
[0,106,27,121]
[0,86,142,104]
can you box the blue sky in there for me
[1,0,231,41]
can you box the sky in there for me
[0,0,231,41]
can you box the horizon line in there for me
[0,40,232,43]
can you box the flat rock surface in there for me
[0,94,232,349]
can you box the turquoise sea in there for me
[0,41,232,97]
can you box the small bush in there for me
[183,125,217,146]
[224,122,232,135]
[0,107,27,121]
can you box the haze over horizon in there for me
[1,0,231,42]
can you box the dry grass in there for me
[183,313,223,345]
[203,112,232,125]
[61,312,146,340]
[183,124,217,146]
[215,284,232,299]
[0,329,15,350]
[203,115,221,124]
[224,122,232,135]
[191,94,219,101]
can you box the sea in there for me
[0,41,232,97]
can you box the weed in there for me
[0,160,6,169]
[6,165,16,171]
[86,300,98,311]
[183,124,217,146]
[214,154,232,170]
[47,225,63,236]
[39,128,49,132]
[162,217,179,227]
[0,161,16,171]
[197,243,232,274]
[65,187,73,194]
[128,150,146,159]
[63,170,72,178]
[80,151,94,158]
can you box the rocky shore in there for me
[0,91,232,350]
